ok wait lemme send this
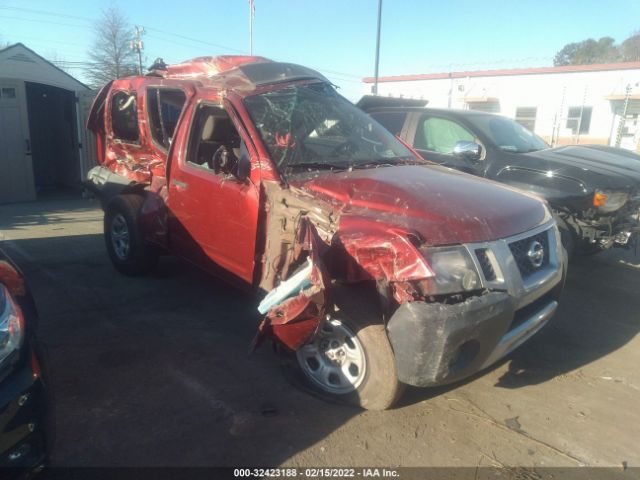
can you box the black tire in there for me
[104,194,158,275]
[283,285,404,410]
[553,213,575,259]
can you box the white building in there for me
[363,62,640,152]
[0,43,96,204]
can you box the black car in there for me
[361,97,640,255]
[0,248,51,476]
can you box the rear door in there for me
[167,94,260,285]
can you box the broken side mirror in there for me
[453,141,482,161]
[235,143,251,182]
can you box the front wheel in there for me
[287,286,403,410]
[104,194,158,275]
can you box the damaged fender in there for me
[336,217,434,303]
[253,218,331,351]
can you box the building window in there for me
[111,91,139,143]
[566,106,592,135]
[0,87,16,99]
[515,107,537,132]
[467,102,500,113]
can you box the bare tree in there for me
[85,6,138,88]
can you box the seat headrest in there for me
[201,115,215,141]
[201,114,240,145]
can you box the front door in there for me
[410,114,484,175]
[0,82,35,203]
[167,98,260,285]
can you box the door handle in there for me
[25,139,31,155]
[171,179,189,190]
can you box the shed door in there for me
[0,82,35,203]
[77,89,98,179]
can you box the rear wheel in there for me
[104,194,158,275]
[286,286,403,410]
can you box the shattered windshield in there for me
[243,82,415,174]
[470,114,549,153]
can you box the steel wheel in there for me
[296,316,367,394]
[110,213,130,260]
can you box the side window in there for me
[111,91,139,143]
[414,116,474,154]
[186,103,242,175]
[147,88,187,149]
[370,111,406,136]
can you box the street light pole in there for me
[373,0,382,95]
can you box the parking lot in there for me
[0,195,638,469]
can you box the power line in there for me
[0,5,93,22]
[0,5,554,82]
[0,5,366,79]
[0,14,91,29]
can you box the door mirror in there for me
[453,141,482,160]
[235,143,251,182]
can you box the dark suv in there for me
[361,97,640,255]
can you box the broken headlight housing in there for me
[593,189,629,213]
[0,284,24,367]
[419,246,481,296]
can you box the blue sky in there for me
[1,0,639,100]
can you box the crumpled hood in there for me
[521,145,640,190]
[290,164,548,245]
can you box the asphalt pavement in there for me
[0,195,638,469]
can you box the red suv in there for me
[86,56,566,409]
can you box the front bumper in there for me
[577,199,640,249]
[387,221,566,387]
[0,339,50,474]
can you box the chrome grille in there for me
[508,230,550,278]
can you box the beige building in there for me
[363,62,640,152]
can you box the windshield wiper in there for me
[350,156,427,169]
[284,162,350,173]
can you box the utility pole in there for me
[615,84,632,148]
[131,26,145,75]
[373,0,382,95]
[248,0,255,55]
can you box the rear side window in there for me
[147,88,187,149]
[414,116,474,154]
[111,91,139,143]
[370,111,406,136]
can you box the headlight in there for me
[593,189,629,213]
[0,284,24,367]
[419,246,481,295]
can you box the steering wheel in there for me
[209,145,238,175]
[329,138,359,158]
